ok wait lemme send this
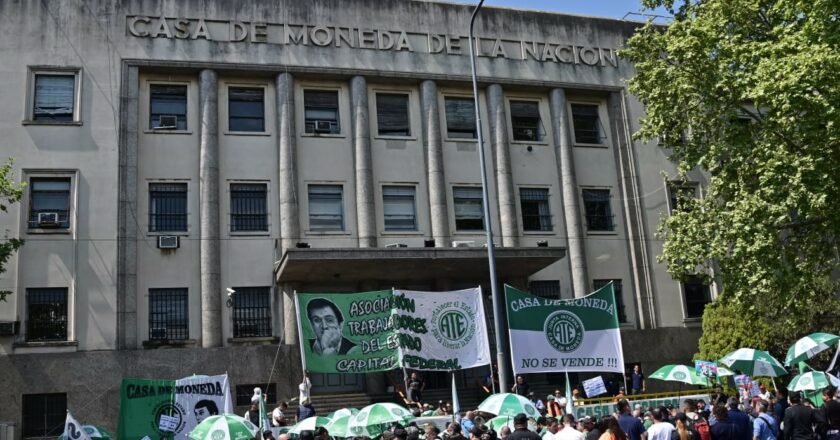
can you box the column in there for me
[118,65,139,349]
[485,84,519,247]
[199,69,222,347]
[419,80,449,247]
[282,283,298,346]
[350,76,377,248]
[549,88,589,298]
[276,73,300,254]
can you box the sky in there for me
[481,0,671,21]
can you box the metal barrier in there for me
[576,388,717,405]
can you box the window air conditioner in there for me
[385,243,408,248]
[150,328,168,340]
[37,212,60,227]
[155,115,178,129]
[314,120,333,133]
[0,321,19,336]
[157,235,180,249]
[452,240,475,248]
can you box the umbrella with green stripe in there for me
[325,415,352,438]
[477,393,540,418]
[719,348,787,377]
[288,416,333,435]
[785,333,840,366]
[188,415,259,440]
[487,416,515,432]
[787,371,840,392]
[649,364,711,386]
[58,425,112,440]
[717,366,735,377]
[348,403,414,437]
[326,408,360,420]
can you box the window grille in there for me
[520,188,552,231]
[582,189,614,231]
[22,393,66,438]
[683,276,711,318]
[571,104,605,144]
[231,183,268,232]
[510,100,544,142]
[232,287,272,338]
[149,183,187,232]
[26,288,68,342]
[148,288,189,340]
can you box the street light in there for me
[469,0,510,394]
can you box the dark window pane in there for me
[593,279,627,323]
[26,288,68,341]
[668,183,697,214]
[150,84,188,130]
[383,186,417,231]
[308,185,344,231]
[149,183,187,232]
[304,90,340,134]
[571,104,604,144]
[510,100,544,142]
[520,188,551,231]
[582,189,614,231]
[229,88,265,132]
[444,97,477,139]
[454,187,484,231]
[683,276,711,318]
[376,93,411,136]
[33,75,75,122]
[23,393,67,438]
[235,384,277,406]
[28,178,71,229]
[149,288,189,340]
[231,183,268,232]
[232,287,272,338]
[529,280,560,298]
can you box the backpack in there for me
[691,418,711,440]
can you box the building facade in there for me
[0,0,710,437]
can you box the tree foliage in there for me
[623,0,840,351]
[0,158,24,302]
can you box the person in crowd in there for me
[278,433,290,440]
[443,423,463,440]
[557,415,585,440]
[772,390,788,435]
[299,372,312,405]
[531,392,547,415]
[509,413,543,440]
[643,412,654,430]
[462,412,477,435]
[422,404,435,417]
[599,416,629,440]
[757,385,772,402]
[547,395,564,418]
[573,389,582,404]
[783,392,817,440]
[585,416,602,440]
[315,427,330,440]
[630,366,646,395]
[671,413,698,440]
[710,405,739,440]
[300,431,315,440]
[820,386,840,440]
[618,400,646,440]
[407,371,426,404]
[297,397,316,420]
[244,403,260,426]
[724,397,752,440]
[752,400,777,440]
[500,426,512,440]
[425,425,441,440]
[272,401,289,427]
[647,408,676,440]
[802,399,815,410]
[513,376,531,397]
[633,405,643,420]
[542,417,561,440]
[436,401,449,416]
[698,401,711,420]
[447,402,454,415]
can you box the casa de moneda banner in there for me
[506,283,625,375]
[295,288,491,374]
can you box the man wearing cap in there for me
[547,395,563,418]
[556,415,584,440]
[509,414,542,440]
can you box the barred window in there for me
[383,186,417,231]
[683,276,712,318]
[582,189,614,232]
[520,188,552,232]
[28,178,71,229]
[453,187,484,231]
[304,90,340,134]
[593,279,628,323]
[33,74,76,122]
[444,97,477,139]
[232,287,272,338]
[308,185,344,231]
[376,93,411,137]
[529,280,560,298]
[668,182,697,214]
[150,84,187,130]
[229,87,265,132]
[26,288,68,342]
[23,393,67,438]
[510,100,545,142]
[149,183,187,232]
[149,288,189,341]
[571,104,605,144]
[231,183,268,232]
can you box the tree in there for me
[622,0,840,359]
[0,158,24,302]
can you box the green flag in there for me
[118,378,177,439]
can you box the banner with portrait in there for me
[295,288,490,374]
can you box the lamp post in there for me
[469,0,509,394]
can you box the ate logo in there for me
[544,311,584,353]
[673,371,687,380]
[431,302,476,350]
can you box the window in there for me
[444,97,477,139]
[529,280,561,298]
[683,276,712,318]
[593,279,628,323]
[668,182,697,214]
[453,187,484,231]
[230,183,268,232]
[520,188,552,232]
[228,87,265,132]
[308,185,344,231]
[510,100,544,142]
[232,287,272,338]
[148,288,189,341]
[28,178,71,230]
[383,186,417,231]
[22,393,66,438]
[376,93,410,136]
[149,183,187,232]
[582,189,614,232]
[571,104,605,144]
[235,384,277,406]
[304,90,340,134]
[26,288,68,342]
[149,84,187,130]
[31,73,77,122]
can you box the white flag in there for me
[64,412,92,440]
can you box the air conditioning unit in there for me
[150,328,167,340]
[314,120,334,133]
[452,240,475,248]
[385,243,408,248]
[154,115,178,129]
[157,235,179,249]
[0,321,19,336]
[37,212,60,227]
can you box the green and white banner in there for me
[574,393,709,419]
[506,283,625,374]
[118,374,232,440]
[295,288,490,373]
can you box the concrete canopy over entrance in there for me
[274,247,566,283]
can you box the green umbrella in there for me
[785,333,840,366]
[58,425,113,440]
[787,371,840,392]
[477,393,540,418]
[348,403,413,437]
[718,348,787,377]
[326,408,360,420]
[649,364,711,386]
[487,416,515,432]
[288,416,333,435]
[717,366,735,377]
[188,415,259,440]
[325,415,352,438]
